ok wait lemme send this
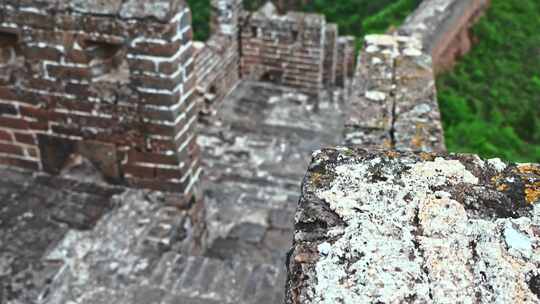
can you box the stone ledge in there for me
[286,147,540,303]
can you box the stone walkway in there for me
[0,81,349,303]
[199,81,347,264]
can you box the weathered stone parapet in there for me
[345,34,445,152]
[399,0,490,72]
[194,0,242,114]
[286,147,540,303]
[322,24,338,87]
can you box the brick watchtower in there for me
[0,0,200,195]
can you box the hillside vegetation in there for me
[437,0,540,162]
[302,0,421,49]
[187,0,211,41]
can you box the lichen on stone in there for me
[287,149,540,304]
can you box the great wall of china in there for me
[0,0,538,303]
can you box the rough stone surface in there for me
[286,148,540,304]
[0,79,351,303]
[0,0,509,303]
[345,34,445,153]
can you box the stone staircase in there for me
[148,253,285,304]
[22,171,287,304]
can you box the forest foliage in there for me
[302,0,421,49]
[187,0,211,41]
[437,0,540,162]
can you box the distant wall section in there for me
[240,4,355,97]
[345,35,445,152]
[399,0,490,73]
[240,11,326,95]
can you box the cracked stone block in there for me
[345,34,444,152]
[286,147,540,304]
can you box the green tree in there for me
[437,0,540,162]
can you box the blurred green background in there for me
[437,0,540,162]
[187,0,540,162]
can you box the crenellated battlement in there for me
[0,0,201,195]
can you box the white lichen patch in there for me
[310,156,540,304]
[314,159,432,303]
[365,90,387,101]
[488,158,508,173]
[504,222,533,260]
[403,47,422,57]
[365,45,380,53]
[418,194,468,236]
[371,57,383,65]
[365,34,399,47]
[409,157,479,186]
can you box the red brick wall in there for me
[322,24,338,87]
[240,12,326,95]
[335,36,355,89]
[0,1,201,195]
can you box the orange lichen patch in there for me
[524,182,540,205]
[497,183,509,192]
[419,152,436,161]
[294,252,318,264]
[385,151,400,159]
[491,174,503,183]
[517,164,540,176]
[310,172,323,187]
[490,174,508,191]
[411,134,424,149]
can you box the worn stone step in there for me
[150,252,285,304]
[150,252,187,290]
